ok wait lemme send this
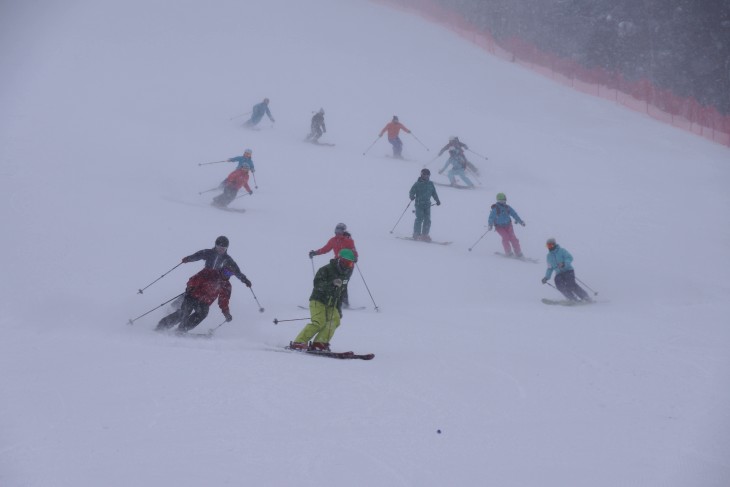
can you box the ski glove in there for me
[488,225,493,231]
[241,276,252,287]
[541,277,548,284]
[333,278,343,287]
[436,201,441,206]
[410,196,415,201]
[224,311,233,322]
[519,221,526,227]
[308,250,317,259]
[182,257,191,263]
[248,190,253,195]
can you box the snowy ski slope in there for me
[1,0,729,486]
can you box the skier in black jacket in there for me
[181,236,252,287]
[305,109,326,143]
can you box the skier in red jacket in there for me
[212,165,253,208]
[309,223,358,308]
[156,267,233,333]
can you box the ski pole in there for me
[543,281,561,294]
[311,257,316,278]
[468,228,492,251]
[576,277,599,296]
[128,292,185,325]
[356,264,380,312]
[137,263,183,294]
[252,171,258,189]
[273,317,310,325]
[467,148,488,160]
[422,153,441,169]
[249,287,265,313]
[362,135,381,155]
[466,166,483,186]
[198,160,228,166]
[229,111,250,121]
[206,319,229,336]
[389,200,413,233]
[234,191,252,200]
[199,186,220,195]
[410,133,430,151]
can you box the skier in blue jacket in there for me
[541,238,591,302]
[488,193,525,257]
[438,147,474,188]
[227,149,255,172]
[244,98,275,127]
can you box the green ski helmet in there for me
[496,192,507,202]
[338,249,355,261]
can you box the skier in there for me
[305,109,326,143]
[290,249,357,351]
[541,238,591,302]
[438,147,474,188]
[437,136,469,157]
[181,236,253,288]
[488,193,525,257]
[309,223,358,308]
[409,168,441,242]
[227,149,256,172]
[243,98,275,127]
[438,136,479,175]
[379,115,411,159]
[156,267,233,333]
[212,165,253,208]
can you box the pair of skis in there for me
[493,251,539,263]
[395,236,452,246]
[541,298,595,306]
[284,345,374,360]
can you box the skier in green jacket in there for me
[290,249,356,352]
[409,168,441,242]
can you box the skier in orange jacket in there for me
[379,116,411,159]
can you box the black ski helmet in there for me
[215,236,229,247]
[421,168,431,177]
[393,115,399,122]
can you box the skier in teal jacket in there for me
[438,147,474,188]
[409,168,441,242]
[542,238,591,302]
[227,149,255,171]
[244,98,275,127]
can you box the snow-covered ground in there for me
[1,1,729,486]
